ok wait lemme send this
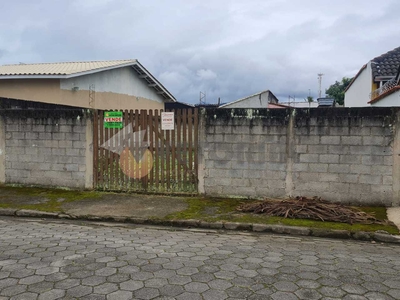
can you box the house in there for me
[219,90,279,108]
[279,101,319,108]
[0,60,175,110]
[317,98,336,107]
[345,46,400,107]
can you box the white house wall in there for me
[223,91,272,108]
[344,62,373,107]
[61,67,165,104]
[371,90,400,107]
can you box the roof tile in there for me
[371,46,400,78]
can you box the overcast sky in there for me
[0,0,399,104]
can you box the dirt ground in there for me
[61,194,188,218]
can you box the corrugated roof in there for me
[371,46,400,78]
[317,98,335,107]
[0,60,137,76]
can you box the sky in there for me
[0,0,399,104]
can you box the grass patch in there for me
[0,185,103,212]
[165,198,399,235]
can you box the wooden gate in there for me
[93,109,199,194]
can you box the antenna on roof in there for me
[200,91,206,105]
[318,73,324,98]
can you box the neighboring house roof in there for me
[0,60,176,102]
[317,98,335,107]
[345,46,400,93]
[219,90,276,108]
[279,101,319,108]
[371,46,400,78]
[267,103,290,109]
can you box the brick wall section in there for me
[2,110,89,188]
[201,107,400,206]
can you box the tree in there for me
[325,77,353,106]
[305,96,314,103]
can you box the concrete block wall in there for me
[200,107,400,206]
[0,109,93,189]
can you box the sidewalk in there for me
[0,185,399,244]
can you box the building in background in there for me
[0,60,175,110]
[278,101,319,108]
[219,90,279,109]
[345,46,400,107]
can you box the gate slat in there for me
[134,110,139,190]
[99,111,105,189]
[148,110,154,188]
[154,110,160,191]
[194,108,199,191]
[141,109,147,190]
[171,110,176,190]
[182,109,187,191]
[93,110,99,188]
[165,115,171,192]
[122,109,129,190]
[129,110,134,190]
[160,109,165,191]
[188,108,193,190]
[176,109,182,192]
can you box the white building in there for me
[219,90,279,109]
[345,46,400,107]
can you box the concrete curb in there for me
[1,208,399,244]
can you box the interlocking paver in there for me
[0,284,27,297]
[134,287,160,299]
[93,283,118,295]
[120,280,144,291]
[0,217,399,300]
[9,292,38,300]
[27,281,54,293]
[37,289,65,300]
[107,290,132,300]
[66,285,93,298]
[208,279,233,290]
[184,282,209,293]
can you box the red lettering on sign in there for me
[104,117,122,122]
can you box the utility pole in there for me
[288,95,295,107]
[318,73,324,99]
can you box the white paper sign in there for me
[161,112,175,130]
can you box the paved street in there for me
[0,218,399,300]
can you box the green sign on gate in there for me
[104,111,123,129]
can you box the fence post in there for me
[0,114,5,184]
[197,108,206,194]
[285,109,295,197]
[85,112,94,189]
[392,110,400,206]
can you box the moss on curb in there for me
[0,186,398,235]
[0,185,103,212]
[164,198,399,235]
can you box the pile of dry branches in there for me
[236,196,385,224]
